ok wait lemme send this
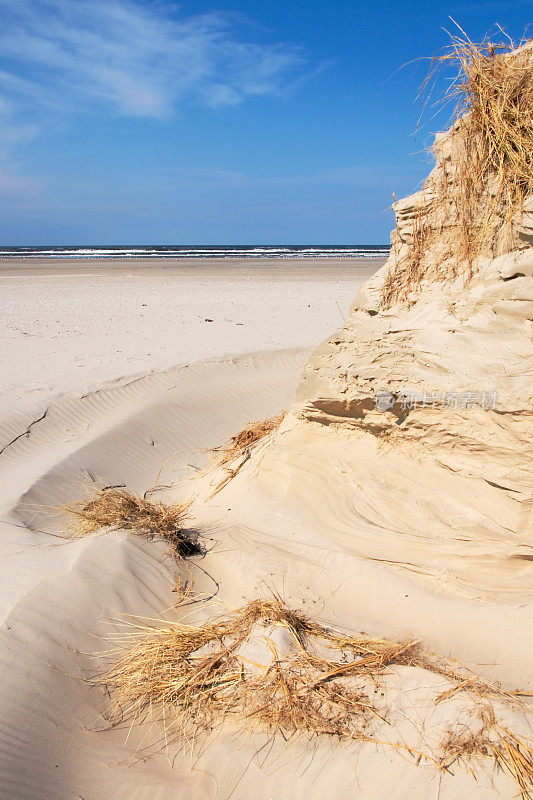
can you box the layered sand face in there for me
[170,58,532,794]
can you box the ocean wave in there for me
[0,246,390,259]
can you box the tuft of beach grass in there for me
[209,414,284,468]
[205,413,284,494]
[61,487,202,558]
[99,597,533,796]
[382,29,533,307]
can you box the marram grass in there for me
[382,30,533,307]
[100,597,533,797]
[62,487,202,558]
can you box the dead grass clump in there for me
[206,414,284,495]
[101,598,533,795]
[446,32,533,215]
[441,706,495,765]
[382,30,533,307]
[435,32,533,268]
[101,598,418,744]
[491,724,533,798]
[62,488,202,558]
[210,414,284,468]
[441,705,533,796]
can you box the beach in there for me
[0,257,381,413]
[0,255,394,799]
[1,229,532,800]
[1,244,532,800]
[2,246,530,800]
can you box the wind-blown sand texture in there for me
[0,349,311,799]
[0,257,378,414]
[0,260,380,799]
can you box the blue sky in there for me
[0,0,529,245]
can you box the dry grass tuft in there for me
[441,705,533,796]
[102,598,417,744]
[101,598,533,795]
[210,414,284,468]
[382,30,533,307]
[491,723,533,798]
[436,31,533,262]
[441,723,493,763]
[205,414,284,494]
[62,487,202,558]
[445,31,533,212]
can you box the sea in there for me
[0,245,389,259]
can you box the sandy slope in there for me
[0,348,311,800]
[1,348,520,800]
[0,257,392,800]
[194,245,532,685]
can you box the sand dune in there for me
[0,348,313,800]
[1,40,532,800]
[1,347,519,800]
[2,340,526,799]
[1,254,396,800]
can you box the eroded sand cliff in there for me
[194,43,533,688]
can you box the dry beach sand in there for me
[1,38,533,800]
[0,257,383,799]
[0,257,379,412]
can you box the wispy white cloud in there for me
[0,162,42,198]
[0,0,307,119]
